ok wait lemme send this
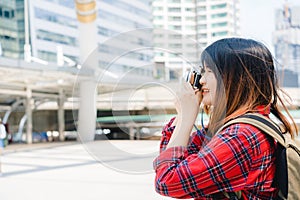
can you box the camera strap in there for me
[193,110,211,141]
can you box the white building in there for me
[196,0,240,47]
[152,0,240,80]
[273,3,300,87]
[27,0,153,79]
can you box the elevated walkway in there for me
[0,57,300,143]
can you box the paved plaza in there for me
[2,137,299,200]
[0,140,176,200]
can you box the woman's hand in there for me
[167,82,202,148]
[174,81,202,122]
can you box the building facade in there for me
[196,0,240,47]
[151,0,240,80]
[0,0,25,59]
[1,0,153,79]
[273,3,300,87]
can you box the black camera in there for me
[185,69,202,90]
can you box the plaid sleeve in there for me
[159,117,176,152]
[159,117,207,153]
[153,123,277,199]
[187,129,208,154]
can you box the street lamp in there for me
[24,0,48,65]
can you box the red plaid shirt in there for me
[153,110,278,199]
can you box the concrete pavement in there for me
[0,140,176,200]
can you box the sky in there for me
[240,0,300,54]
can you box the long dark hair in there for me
[201,38,298,137]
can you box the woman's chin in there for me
[202,99,212,106]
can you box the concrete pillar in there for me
[78,81,97,141]
[75,0,98,142]
[165,67,170,81]
[129,126,135,140]
[136,127,141,140]
[26,87,32,144]
[58,89,65,141]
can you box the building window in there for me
[168,16,181,21]
[197,15,206,20]
[35,8,77,28]
[212,31,228,37]
[198,33,207,38]
[155,52,164,57]
[200,42,207,47]
[197,6,206,11]
[197,24,207,29]
[169,43,182,48]
[185,8,194,12]
[154,16,163,20]
[4,10,9,18]
[168,7,181,12]
[38,50,57,62]
[212,22,228,28]
[185,25,195,30]
[186,16,195,21]
[169,34,181,39]
[155,34,164,38]
[168,25,181,30]
[58,0,75,8]
[98,26,118,37]
[98,10,145,28]
[154,25,163,29]
[211,13,227,18]
[0,8,14,19]
[36,29,78,46]
[211,3,227,9]
[153,7,163,11]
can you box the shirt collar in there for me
[255,105,270,116]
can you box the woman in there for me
[0,118,6,175]
[153,38,298,199]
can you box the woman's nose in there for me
[199,74,205,85]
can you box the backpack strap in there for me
[224,191,242,199]
[215,113,286,199]
[218,113,285,147]
[212,191,242,200]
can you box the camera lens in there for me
[185,69,202,89]
[193,73,201,89]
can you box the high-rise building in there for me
[151,0,240,80]
[27,0,78,63]
[196,0,240,47]
[273,3,300,87]
[0,0,25,59]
